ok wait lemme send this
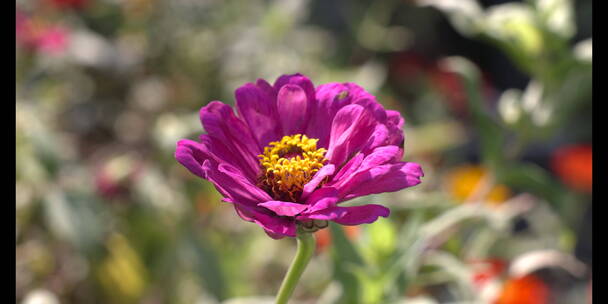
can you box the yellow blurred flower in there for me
[97,234,147,304]
[444,165,511,205]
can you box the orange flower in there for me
[314,226,360,253]
[445,165,511,205]
[551,144,592,193]
[494,275,549,304]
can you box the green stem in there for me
[275,228,315,304]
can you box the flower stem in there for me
[275,228,315,304]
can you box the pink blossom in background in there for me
[16,10,69,55]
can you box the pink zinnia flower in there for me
[175,74,423,239]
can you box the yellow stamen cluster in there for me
[258,134,327,202]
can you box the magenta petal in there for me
[304,187,339,204]
[302,187,340,212]
[297,204,389,225]
[330,146,401,189]
[218,164,273,202]
[306,83,353,147]
[256,78,277,100]
[274,73,316,105]
[301,164,335,200]
[296,207,348,221]
[234,204,296,237]
[337,162,424,200]
[199,134,259,181]
[264,230,288,240]
[361,124,390,154]
[277,84,309,135]
[360,145,402,169]
[200,102,261,176]
[307,82,382,148]
[175,139,210,179]
[304,196,340,214]
[352,97,387,123]
[331,153,364,182]
[235,83,281,147]
[175,139,269,196]
[386,110,405,130]
[258,201,309,217]
[203,162,273,206]
[326,104,378,166]
[330,204,390,225]
[386,110,405,148]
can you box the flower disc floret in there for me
[259,134,327,201]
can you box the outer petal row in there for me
[329,146,423,201]
[175,140,296,237]
[199,102,261,181]
[235,80,282,148]
[256,187,390,227]
[235,73,317,149]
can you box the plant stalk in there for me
[275,228,315,304]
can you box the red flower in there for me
[428,67,495,117]
[470,259,508,288]
[551,144,592,193]
[494,275,549,304]
[388,51,495,117]
[389,51,430,82]
[314,225,360,253]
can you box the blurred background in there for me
[16,0,592,303]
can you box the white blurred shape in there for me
[419,0,483,36]
[114,111,147,144]
[353,60,387,94]
[68,30,113,67]
[536,0,575,38]
[521,81,543,113]
[21,289,59,304]
[274,0,309,21]
[531,104,552,127]
[131,78,168,111]
[509,249,586,278]
[153,113,200,151]
[479,280,502,304]
[485,4,542,56]
[498,89,523,124]
[438,56,480,81]
[574,38,592,62]
[134,168,187,218]
[222,297,275,304]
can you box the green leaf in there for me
[329,223,364,304]
[498,162,566,210]
[360,218,397,267]
[182,232,228,301]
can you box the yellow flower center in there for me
[258,134,327,202]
